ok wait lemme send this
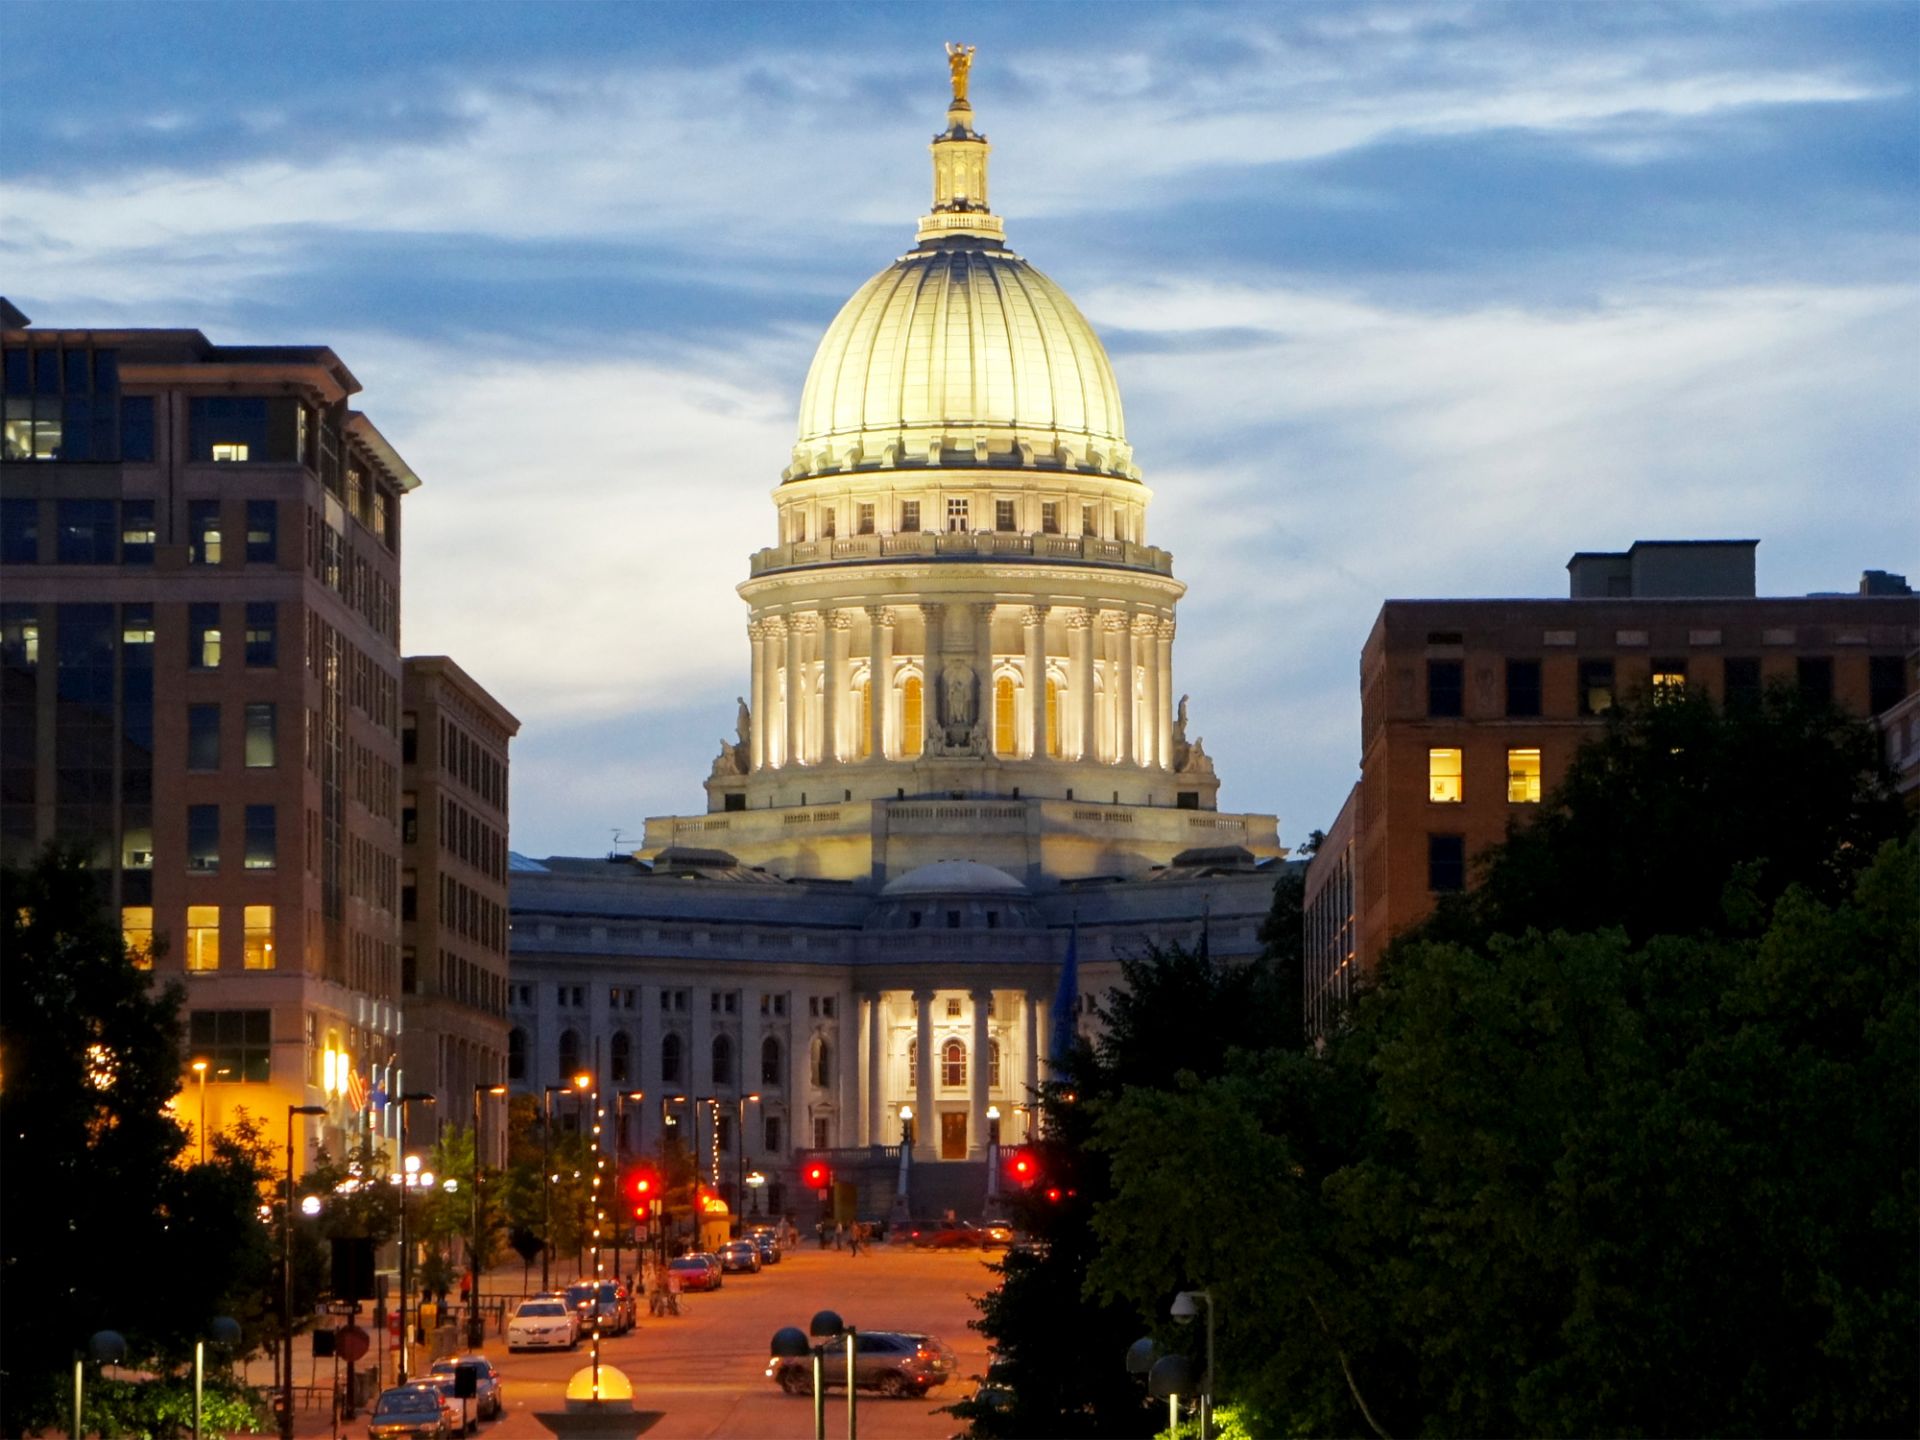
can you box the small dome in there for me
[882,859,1028,896]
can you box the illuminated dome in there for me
[785,65,1135,483]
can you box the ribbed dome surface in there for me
[787,240,1135,482]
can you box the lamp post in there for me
[890,1106,913,1224]
[541,1077,589,1291]
[611,1089,644,1286]
[985,1104,1001,1210]
[1172,1289,1215,1440]
[393,1091,436,1383]
[468,1083,507,1347]
[745,1171,766,1216]
[732,1092,761,1221]
[191,1059,209,1164]
[280,1104,326,1440]
[658,1093,688,1260]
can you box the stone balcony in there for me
[747,530,1175,578]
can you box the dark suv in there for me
[767,1331,958,1398]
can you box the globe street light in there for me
[1171,1289,1215,1440]
[280,1104,326,1440]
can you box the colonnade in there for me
[747,602,1177,771]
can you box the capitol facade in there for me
[508,53,1288,1220]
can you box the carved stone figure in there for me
[943,661,977,730]
[735,696,752,751]
[1177,735,1215,776]
[1170,693,1193,771]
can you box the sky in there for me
[5,1,1916,860]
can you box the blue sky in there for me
[6,1,1916,858]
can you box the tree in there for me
[0,845,277,1434]
[1257,860,1308,1053]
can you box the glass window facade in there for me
[1578,659,1615,716]
[244,702,276,767]
[120,500,155,565]
[187,1008,272,1080]
[244,805,275,870]
[187,704,221,771]
[187,804,219,873]
[1507,748,1542,804]
[245,500,277,564]
[185,906,221,971]
[244,603,276,667]
[1428,747,1463,803]
[55,500,116,564]
[0,498,37,564]
[243,904,275,968]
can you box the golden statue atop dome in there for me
[945,42,975,103]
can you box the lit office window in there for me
[185,905,220,971]
[188,604,221,669]
[1507,748,1542,804]
[188,501,222,564]
[244,703,276,768]
[121,500,155,565]
[1651,659,1688,696]
[243,904,275,969]
[1428,748,1463,803]
[123,906,155,970]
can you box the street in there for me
[303,1243,995,1440]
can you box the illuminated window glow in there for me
[1507,748,1542,804]
[994,675,1016,754]
[185,905,220,971]
[1045,678,1061,757]
[1428,748,1463,803]
[941,1038,967,1088]
[858,680,872,758]
[123,906,154,970]
[211,443,249,463]
[901,676,923,758]
[1652,659,1688,695]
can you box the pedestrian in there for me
[848,1224,863,1258]
[834,1222,845,1251]
[817,1220,828,1250]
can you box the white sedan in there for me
[506,1296,578,1351]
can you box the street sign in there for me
[326,1301,360,1315]
[336,1326,370,1364]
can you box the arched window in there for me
[712,1034,735,1088]
[941,1038,967,1088]
[610,1030,631,1084]
[507,1026,526,1081]
[907,1037,917,1086]
[1045,679,1061,757]
[901,675,923,758]
[812,1037,833,1089]
[556,1029,579,1081]
[761,1036,783,1086]
[989,1037,1002,1088]
[994,675,1016,754]
[660,1032,682,1085]
[858,680,872,758]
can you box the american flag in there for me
[345,1064,367,1114]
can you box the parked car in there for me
[506,1296,578,1351]
[405,1378,474,1437]
[668,1255,721,1292]
[427,1354,503,1422]
[746,1226,782,1263]
[904,1218,983,1249]
[978,1221,1016,1249]
[366,1384,450,1439]
[718,1239,762,1273]
[565,1280,634,1335]
[767,1331,959,1399]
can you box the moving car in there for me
[506,1296,578,1351]
[979,1221,1016,1249]
[904,1218,983,1249]
[767,1331,958,1399]
[427,1354,503,1422]
[366,1384,450,1440]
[718,1238,762,1273]
[746,1226,782,1264]
[565,1280,635,1335]
[405,1378,473,1437]
[668,1254,721,1292]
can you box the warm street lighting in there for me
[280,1104,326,1440]
[191,1059,209,1164]
[733,1092,761,1217]
[393,1091,436,1382]
[468,1082,508,1347]
[540,1082,588,1292]
[745,1170,767,1216]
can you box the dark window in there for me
[2,349,25,394]
[121,500,155,565]
[660,1032,683,1084]
[244,804,276,870]
[761,1036,782,1085]
[1505,659,1542,717]
[187,704,221,770]
[245,500,277,564]
[900,500,920,532]
[55,500,116,564]
[187,804,220,873]
[712,1034,734,1087]
[0,498,37,564]
[1797,656,1833,707]
[120,396,154,462]
[507,1027,526,1080]
[610,1031,631,1084]
[1426,660,1463,717]
[1428,833,1466,893]
[244,603,277,667]
[1723,657,1762,708]
[189,396,286,462]
[401,719,417,765]
[1577,659,1615,717]
[995,499,1016,532]
[244,703,276,768]
[1041,502,1060,534]
[188,501,222,565]
[402,948,417,994]
[763,1116,783,1152]
[557,1029,580,1080]
[813,1039,832,1088]
[188,1009,272,1083]
[1869,655,1908,715]
[188,604,221,669]
[857,503,875,535]
[401,884,416,921]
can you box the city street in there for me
[302,1243,996,1440]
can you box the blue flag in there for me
[1049,925,1079,1073]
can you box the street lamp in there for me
[771,1308,859,1440]
[393,1091,436,1383]
[610,1090,644,1285]
[890,1106,913,1224]
[733,1092,761,1221]
[985,1105,1001,1209]
[745,1171,767,1216]
[191,1059,209,1164]
[1172,1289,1215,1440]
[541,1077,590,1292]
[468,1083,508,1347]
[280,1104,326,1440]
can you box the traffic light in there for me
[802,1160,832,1191]
[1006,1148,1038,1188]
[622,1165,661,1219]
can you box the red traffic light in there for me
[803,1161,832,1191]
[622,1166,660,1217]
[1006,1149,1038,1187]
[1044,1186,1063,1203]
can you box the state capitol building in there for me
[507,56,1289,1218]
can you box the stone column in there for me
[1067,609,1093,761]
[1023,992,1041,1140]
[1024,606,1050,758]
[761,618,787,768]
[863,607,892,760]
[823,610,850,763]
[972,601,996,751]
[1137,614,1160,774]
[919,604,945,752]
[784,616,807,767]
[1156,619,1176,769]
[865,993,884,1146]
[1109,612,1134,766]
[913,987,936,1160]
[970,988,992,1158]
[748,621,768,771]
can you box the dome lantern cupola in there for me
[918,43,1004,243]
